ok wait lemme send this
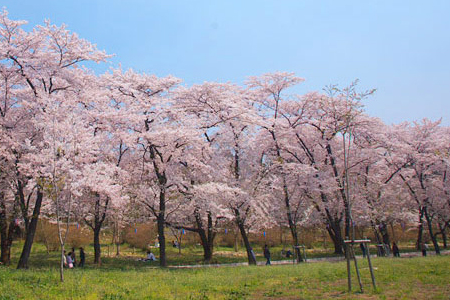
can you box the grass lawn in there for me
[0,249,449,299]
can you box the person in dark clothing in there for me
[392,242,400,257]
[70,247,77,267]
[360,243,366,258]
[79,247,85,267]
[264,244,271,265]
[285,249,292,258]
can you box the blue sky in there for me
[3,0,450,125]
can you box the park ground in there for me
[0,243,449,299]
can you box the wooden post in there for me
[344,239,376,293]
[351,244,363,293]
[365,242,377,290]
[345,240,352,292]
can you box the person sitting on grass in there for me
[70,248,77,267]
[66,252,74,269]
[139,250,157,262]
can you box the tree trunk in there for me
[1,192,16,265]
[93,226,102,264]
[0,237,11,265]
[318,190,345,255]
[416,207,424,251]
[156,217,166,265]
[424,207,440,255]
[0,219,16,265]
[234,209,256,265]
[149,145,168,268]
[17,189,43,269]
[326,221,344,255]
[59,245,65,282]
[239,224,256,265]
[291,227,303,262]
[206,212,215,262]
[195,212,213,263]
[324,209,344,255]
[371,222,385,256]
[378,221,391,256]
[198,228,212,262]
[157,190,166,267]
[380,221,390,247]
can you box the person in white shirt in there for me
[145,251,156,261]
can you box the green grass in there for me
[1,247,449,299]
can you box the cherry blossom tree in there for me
[35,95,85,281]
[385,119,448,254]
[266,80,375,254]
[245,72,309,261]
[0,9,109,268]
[173,82,272,264]
[103,69,185,267]
[67,74,130,265]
